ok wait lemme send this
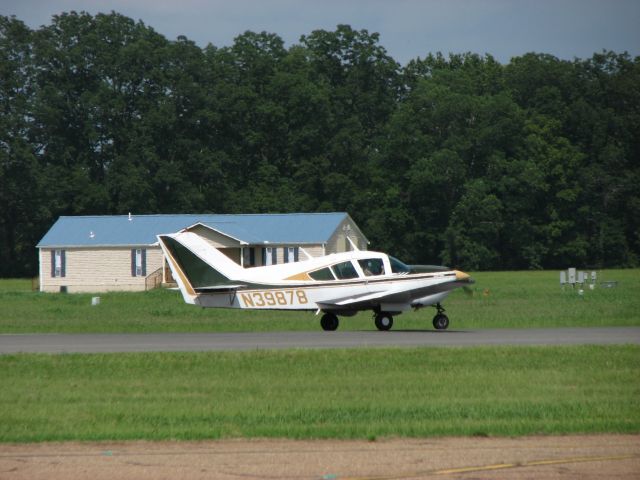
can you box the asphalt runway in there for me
[1,327,638,354]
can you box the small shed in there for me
[36,213,368,293]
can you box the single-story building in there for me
[36,212,368,293]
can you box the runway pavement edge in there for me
[1,327,639,354]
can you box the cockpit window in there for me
[309,267,335,281]
[389,256,411,274]
[358,258,385,276]
[332,261,359,279]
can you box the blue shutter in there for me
[141,249,147,276]
[61,250,66,277]
[261,248,266,266]
[272,248,277,265]
[131,249,136,277]
[284,247,289,263]
[51,250,55,277]
[294,247,299,262]
[250,248,255,266]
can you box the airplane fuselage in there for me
[158,230,472,330]
[194,272,457,314]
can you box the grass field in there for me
[1,345,638,442]
[2,273,638,443]
[1,270,638,333]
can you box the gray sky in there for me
[3,0,639,65]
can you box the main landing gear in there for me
[320,305,450,332]
[432,303,450,330]
[320,312,339,331]
[374,313,393,331]
[320,312,394,331]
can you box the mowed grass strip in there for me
[1,269,639,333]
[1,346,638,442]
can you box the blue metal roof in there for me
[37,213,351,247]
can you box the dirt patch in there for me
[0,435,638,479]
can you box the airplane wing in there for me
[317,276,470,311]
[317,289,391,307]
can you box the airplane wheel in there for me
[320,313,339,331]
[433,313,449,330]
[375,313,393,331]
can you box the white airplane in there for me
[157,231,473,331]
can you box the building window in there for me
[136,249,143,276]
[131,248,146,277]
[243,247,256,267]
[285,247,299,263]
[263,247,277,266]
[51,249,65,277]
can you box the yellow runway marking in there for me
[435,462,516,474]
[343,453,638,479]
[434,454,636,475]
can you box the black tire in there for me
[374,313,394,331]
[432,313,449,330]
[320,313,339,331]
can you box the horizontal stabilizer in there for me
[194,284,247,293]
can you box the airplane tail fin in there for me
[157,231,245,304]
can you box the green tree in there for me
[442,179,504,270]
[0,17,49,276]
[1,12,639,276]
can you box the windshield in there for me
[389,256,411,274]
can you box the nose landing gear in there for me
[432,303,450,330]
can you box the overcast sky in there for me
[3,0,639,65]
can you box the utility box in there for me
[578,271,586,284]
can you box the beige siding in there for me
[253,246,276,267]
[38,248,44,289]
[188,225,241,248]
[39,247,163,293]
[326,216,368,253]
[39,243,325,292]
[298,245,325,258]
[187,226,242,265]
[220,248,241,264]
[251,244,326,266]
[38,215,369,292]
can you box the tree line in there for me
[1,11,639,276]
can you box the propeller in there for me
[409,264,476,296]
